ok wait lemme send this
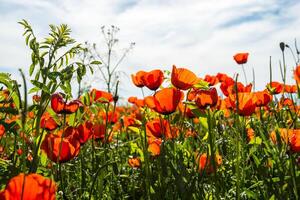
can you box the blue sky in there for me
[0,0,299,99]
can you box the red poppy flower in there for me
[102,111,120,124]
[216,73,232,83]
[146,119,177,139]
[76,121,94,145]
[40,113,58,131]
[90,89,113,103]
[1,173,57,200]
[253,91,272,107]
[0,124,5,137]
[294,65,300,83]
[204,75,219,86]
[229,93,256,116]
[195,88,219,109]
[41,131,80,163]
[284,84,297,93]
[266,82,283,94]
[233,53,249,64]
[220,79,252,97]
[131,71,146,88]
[93,123,106,140]
[144,88,183,115]
[290,129,300,153]
[141,69,164,90]
[171,65,199,90]
[197,153,222,173]
[51,93,82,114]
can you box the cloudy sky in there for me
[0,0,299,99]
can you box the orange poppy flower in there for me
[229,93,256,116]
[294,65,300,83]
[221,80,252,97]
[171,65,199,90]
[123,115,137,128]
[128,96,145,107]
[290,130,300,153]
[51,93,82,114]
[1,173,57,200]
[247,128,255,142]
[266,82,283,94]
[270,128,293,144]
[128,157,141,168]
[40,113,58,131]
[131,71,146,88]
[204,75,219,86]
[197,153,222,173]
[233,52,249,64]
[90,89,113,103]
[41,131,80,163]
[144,88,183,115]
[195,87,218,109]
[148,138,162,156]
[141,69,164,91]
[253,91,272,107]
[0,124,5,137]
[284,84,297,93]
[278,97,295,111]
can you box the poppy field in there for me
[0,21,300,200]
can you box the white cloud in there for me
[0,0,299,99]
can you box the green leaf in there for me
[31,80,50,94]
[90,60,102,65]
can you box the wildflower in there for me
[40,113,58,131]
[141,69,164,91]
[229,93,256,116]
[144,88,183,115]
[233,53,249,64]
[0,173,57,200]
[128,157,141,168]
[0,124,5,137]
[290,130,300,153]
[266,82,283,94]
[51,93,82,114]
[171,65,199,90]
[195,87,219,109]
[294,65,300,83]
[198,153,222,173]
[41,130,80,163]
[253,91,272,107]
[76,121,94,145]
[148,138,162,156]
[131,71,146,88]
[90,89,113,103]
[204,75,219,86]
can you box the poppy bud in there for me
[279,42,285,52]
